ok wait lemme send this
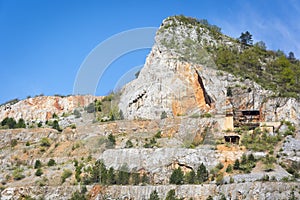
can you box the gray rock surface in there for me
[95,182,299,200]
[2,182,298,200]
[99,147,244,184]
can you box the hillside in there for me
[0,16,299,200]
[158,15,300,99]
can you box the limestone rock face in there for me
[119,16,299,126]
[119,19,226,120]
[0,95,98,122]
[99,147,248,184]
[2,182,299,200]
[94,182,300,200]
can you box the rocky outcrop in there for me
[0,95,99,122]
[0,186,86,200]
[2,182,299,200]
[99,148,222,184]
[119,18,227,120]
[94,182,300,200]
[227,77,300,125]
[119,16,299,128]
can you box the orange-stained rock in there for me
[0,95,101,122]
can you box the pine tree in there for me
[233,159,240,170]
[117,164,130,185]
[239,31,253,46]
[149,190,160,200]
[165,189,178,200]
[248,153,255,162]
[226,164,233,173]
[131,172,140,185]
[241,154,247,165]
[108,133,116,145]
[107,167,115,185]
[17,118,26,128]
[91,160,107,184]
[197,163,209,183]
[170,168,184,185]
[185,169,196,184]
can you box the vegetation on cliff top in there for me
[160,15,300,98]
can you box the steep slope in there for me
[119,16,299,125]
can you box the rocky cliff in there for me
[119,16,299,125]
[0,95,99,122]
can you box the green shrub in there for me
[226,164,233,173]
[69,124,76,129]
[241,131,282,152]
[165,189,181,200]
[11,139,18,147]
[206,195,213,200]
[108,134,116,145]
[35,168,43,176]
[125,140,133,148]
[170,168,184,185]
[161,111,167,119]
[23,195,35,200]
[216,172,224,185]
[201,113,212,118]
[61,169,72,183]
[52,120,62,132]
[263,154,276,172]
[34,160,42,169]
[261,174,269,181]
[233,159,240,170]
[149,190,159,200]
[220,193,226,200]
[144,137,157,148]
[216,162,224,170]
[12,168,25,180]
[102,93,114,102]
[154,130,162,138]
[40,138,51,147]
[52,113,58,119]
[47,159,56,166]
[37,121,43,127]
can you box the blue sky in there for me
[0,0,299,104]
